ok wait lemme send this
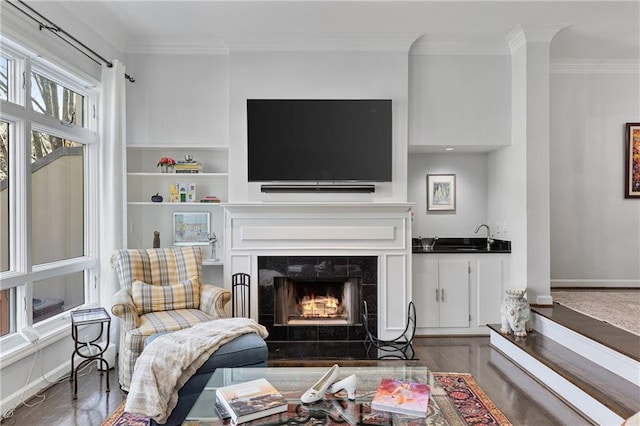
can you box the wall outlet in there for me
[495,221,501,234]
[20,326,40,343]
[503,220,508,234]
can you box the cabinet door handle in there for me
[441,289,445,302]
[435,289,439,302]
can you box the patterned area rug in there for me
[101,372,509,426]
[552,290,640,336]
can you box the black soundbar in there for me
[261,184,376,193]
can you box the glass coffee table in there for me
[184,365,464,425]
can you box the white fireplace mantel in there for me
[223,202,414,340]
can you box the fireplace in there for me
[274,277,362,326]
[258,256,377,343]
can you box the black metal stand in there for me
[362,301,416,360]
[232,273,250,318]
[70,307,111,399]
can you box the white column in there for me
[506,25,566,304]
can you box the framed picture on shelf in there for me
[427,174,456,211]
[173,212,210,245]
[625,122,640,198]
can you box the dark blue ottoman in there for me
[145,332,268,425]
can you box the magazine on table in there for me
[216,378,288,424]
[370,378,430,417]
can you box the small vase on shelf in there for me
[208,233,218,261]
[157,157,176,173]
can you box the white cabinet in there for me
[473,255,509,327]
[413,258,470,328]
[413,253,509,334]
[125,145,228,268]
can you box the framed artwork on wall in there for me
[173,212,210,245]
[625,122,640,198]
[427,174,456,211]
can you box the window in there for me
[0,56,7,101]
[1,120,8,273]
[31,72,84,125]
[0,38,98,343]
[31,131,84,264]
[33,272,84,324]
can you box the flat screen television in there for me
[247,99,392,182]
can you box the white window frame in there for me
[0,36,100,361]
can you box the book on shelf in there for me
[200,196,221,203]
[370,378,430,417]
[216,378,288,424]
[175,162,203,172]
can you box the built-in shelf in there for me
[127,144,229,150]
[127,172,228,178]
[125,145,228,261]
[127,202,224,206]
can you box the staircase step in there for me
[488,323,640,423]
[533,303,640,362]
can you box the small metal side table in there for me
[70,307,111,399]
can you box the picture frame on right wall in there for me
[625,122,640,198]
[427,174,456,211]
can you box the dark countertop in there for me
[412,237,511,254]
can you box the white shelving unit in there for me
[125,145,228,272]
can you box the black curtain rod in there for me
[7,0,135,82]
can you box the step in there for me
[532,304,640,384]
[488,321,640,425]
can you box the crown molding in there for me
[225,32,422,52]
[506,24,570,54]
[551,59,640,74]
[410,35,509,56]
[123,33,423,54]
[124,41,229,55]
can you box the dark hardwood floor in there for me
[1,336,593,426]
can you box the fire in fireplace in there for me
[274,277,361,326]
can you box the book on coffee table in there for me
[371,378,430,417]
[216,378,288,424]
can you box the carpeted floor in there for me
[101,372,510,426]
[551,289,640,336]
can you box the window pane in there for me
[0,56,7,101]
[1,121,8,272]
[33,272,83,323]
[30,72,84,126]
[31,131,84,264]
[0,288,15,336]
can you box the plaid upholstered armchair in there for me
[110,246,231,391]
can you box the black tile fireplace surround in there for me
[258,256,378,353]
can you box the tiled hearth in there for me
[258,256,378,342]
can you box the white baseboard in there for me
[551,279,640,288]
[490,330,625,426]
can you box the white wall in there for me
[408,153,490,238]
[550,72,640,287]
[125,53,230,146]
[409,54,511,150]
[227,50,410,203]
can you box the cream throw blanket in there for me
[125,318,268,424]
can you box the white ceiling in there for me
[56,1,639,61]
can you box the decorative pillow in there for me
[132,276,201,314]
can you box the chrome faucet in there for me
[474,224,494,250]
